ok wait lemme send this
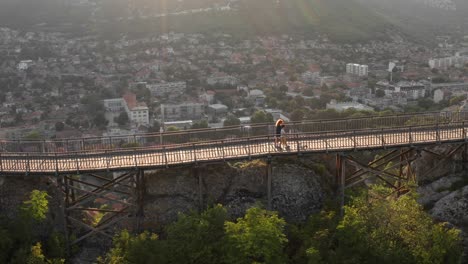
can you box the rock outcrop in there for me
[142,158,332,228]
[414,145,468,259]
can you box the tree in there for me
[24,131,43,140]
[331,186,462,264]
[166,126,180,132]
[251,110,274,124]
[114,111,129,126]
[449,95,466,106]
[21,190,49,222]
[98,230,166,264]
[55,122,65,132]
[290,109,304,122]
[224,207,288,264]
[224,115,241,127]
[166,205,228,263]
[99,205,228,264]
[279,85,289,94]
[303,87,315,96]
[417,98,434,110]
[93,113,109,129]
[191,120,208,129]
[375,89,385,98]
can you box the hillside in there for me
[0,0,449,43]
[92,0,398,42]
[0,0,91,29]
[357,0,468,30]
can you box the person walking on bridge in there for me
[275,119,284,147]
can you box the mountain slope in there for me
[108,0,398,42]
[0,0,411,43]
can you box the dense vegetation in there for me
[98,185,462,264]
[0,190,67,263]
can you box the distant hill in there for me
[0,0,461,43]
[94,0,399,42]
[356,0,468,28]
[0,0,91,30]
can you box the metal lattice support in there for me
[336,143,468,213]
[345,149,417,194]
[418,143,466,181]
[61,170,139,246]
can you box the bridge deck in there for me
[1,124,467,175]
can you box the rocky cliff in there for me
[142,157,334,228]
[415,145,468,258]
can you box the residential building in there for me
[429,54,468,70]
[207,104,229,119]
[199,90,216,104]
[163,120,193,130]
[346,63,368,77]
[161,102,205,121]
[147,81,186,97]
[376,81,426,100]
[326,100,374,112]
[17,60,34,71]
[123,92,150,126]
[207,74,238,86]
[248,89,266,106]
[104,92,149,127]
[103,98,127,112]
[395,81,426,100]
[301,71,320,84]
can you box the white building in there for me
[103,92,149,127]
[103,98,127,112]
[301,71,320,84]
[17,60,34,71]
[326,100,374,112]
[429,55,468,70]
[346,63,368,77]
[147,81,186,97]
[376,81,427,100]
[161,102,205,121]
[207,75,238,86]
[129,105,150,126]
[395,81,426,100]
[207,104,229,119]
[433,89,445,103]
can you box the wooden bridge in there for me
[1,111,468,248]
[0,111,468,175]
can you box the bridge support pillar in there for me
[266,158,272,210]
[335,154,346,217]
[195,167,204,212]
[57,173,71,256]
[464,143,468,171]
[134,169,145,233]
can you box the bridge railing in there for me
[0,121,467,174]
[1,111,467,154]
